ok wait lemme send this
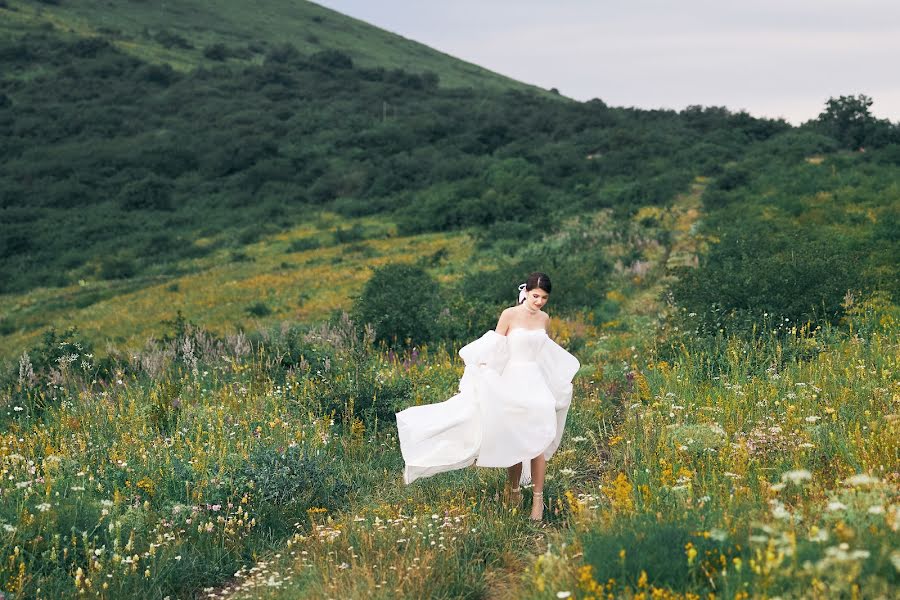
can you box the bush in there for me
[333,223,366,244]
[316,370,413,425]
[99,256,137,279]
[288,237,322,252]
[241,445,349,514]
[672,229,865,331]
[245,301,272,317]
[118,175,174,210]
[352,263,440,346]
[203,43,230,61]
[310,49,353,70]
[583,509,742,592]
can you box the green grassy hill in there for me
[1,0,540,92]
[2,1,898,357]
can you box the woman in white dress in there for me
[396,272,580,521]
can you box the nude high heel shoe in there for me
[503,485,522,508]
[530,491,544,521]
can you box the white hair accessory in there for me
[518,283,527,304]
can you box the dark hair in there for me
[518,272,551,304]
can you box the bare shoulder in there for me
[500,306,517,318]
[540,311,551,329]
[495,306,516,334]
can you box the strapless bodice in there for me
[506,328,547,364]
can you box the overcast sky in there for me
[315,0,900,125]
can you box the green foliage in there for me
[462,219,613,319]
[1,326,116,421]
[352,263,440,346]
[672,229,864,330]
[315,369,413,425]
[288,237,322,252]
[245,301,272,317]
[811,94,900,150]
[0,28,788,294]
[241,445,350,525]
[117,174,175,211]
[99,256,137,280]
[333,223,366,244]
[675,137,899,333]
[583,509,740,591]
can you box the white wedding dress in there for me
[396,328,580,484]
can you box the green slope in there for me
[3,0,543,93]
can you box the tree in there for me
[352,263,440,347]
[815,94,880,149]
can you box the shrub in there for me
[117,175,174,211]
[352,263,440,346]
[153,29,193,50]
[243,445,348,507]
[99,256,137,279]
[333,223,366,244]
[245,301,272,317]
[582,509,743,592]
[203,43,229,61]
[288,237,321,252]
[240,445,350,533]
[311,49,353,70]
[672,229,865,331]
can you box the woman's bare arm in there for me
[495,307,512,336]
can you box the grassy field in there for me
[2,0,544,93]
[2,186,895,598]
[0,214,470,359]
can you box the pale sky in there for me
[315,0,900,125]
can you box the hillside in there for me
[0,0,537,92]
[2,1,899,357]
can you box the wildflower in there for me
[868,505,885,514]
[35,503,52,512]
[557,592,572,599]
[890,550,900,572]
[808,527,829,542]
[827,501,847,511]
[844,473,880,486]
[804,415,820,423]
[781,469,812,485]
[685,542,697,565]
[770,501,792,520]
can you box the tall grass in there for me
[517,296,899,599]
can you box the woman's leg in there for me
[530,454,546,520]
[504,462,523,506]
[506,462,523,488]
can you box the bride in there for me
[396,272,580,521]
